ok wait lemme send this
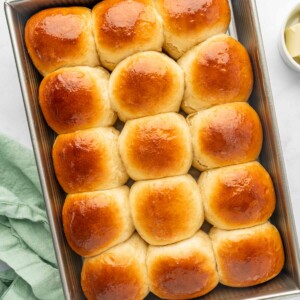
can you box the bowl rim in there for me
[280,2,300,71]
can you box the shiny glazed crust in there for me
[155,0,231,59]
[209,222,285,287]
[198,162,276,230]
[130,175,204,245]
[119,113,192,180]
[25,7,99,76]
[188,102,263,170]
[52,127,128,193]
[81,234,149,300]
[178,34,253,113]
[109,51,184,121]
[39,66,116,134]
[147,231,219,299]
[92,0,164,70]
[62,186,134,257]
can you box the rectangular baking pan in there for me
[4,0,300,299]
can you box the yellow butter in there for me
[285,23,300,58]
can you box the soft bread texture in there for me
[39,66,116,134]
[209,222,284,287]
[25,7,100,76]
[147,231,219,299]
[109,51,184,121]
[119,113,192,180]
[81,233,148,300]
[155,0,231,59]
[130,175,204,245]
[178,34,253,113]
[92,0,164,71]
[62,186,134,257]
[187,102,263,171]
[199,162,276,230]
[52,127,128,193]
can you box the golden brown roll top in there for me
[39,67,116,134]
[147,231,219,299]
[119,113,192,181]
[109,51,184,121]
[81,233,148,300]
[25,7,100,76]
[130,175,204,245]
[62,186,134,257]
[178,34,253,113]
[92,0,164,70]
[199,162,276,230]
[188,102,263,171]
[209,222,284,287]
[155,0,231,59]
[52,127,128,193]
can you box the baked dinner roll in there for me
[155,0,231,59]
[25,7,99,76]
[119,113,192,180]
[81,233,148,300]
[187,102,263,171]
[130,175,204,245]
[39,67,116,134]
[209,222,284,287]
[199,162,276,230]
[62,186,134,257]
[147,231,219,299]
[92,0,164,71]
[178,34,253,113]
[52,127,128,193]
[109,51,184,121]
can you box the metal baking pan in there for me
[4,0,300,299]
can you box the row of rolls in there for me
[81,224,284,300]
[38,33,253,131]
[24,0,285,299]
[25,0,231,75]
[62,160,277,251]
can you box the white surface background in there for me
[0,0,300,298]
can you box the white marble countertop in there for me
[0,0,300,298]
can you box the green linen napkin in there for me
[0,133,64,300]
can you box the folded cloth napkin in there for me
[0,133,64,300]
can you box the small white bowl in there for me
[278,3,300,72]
